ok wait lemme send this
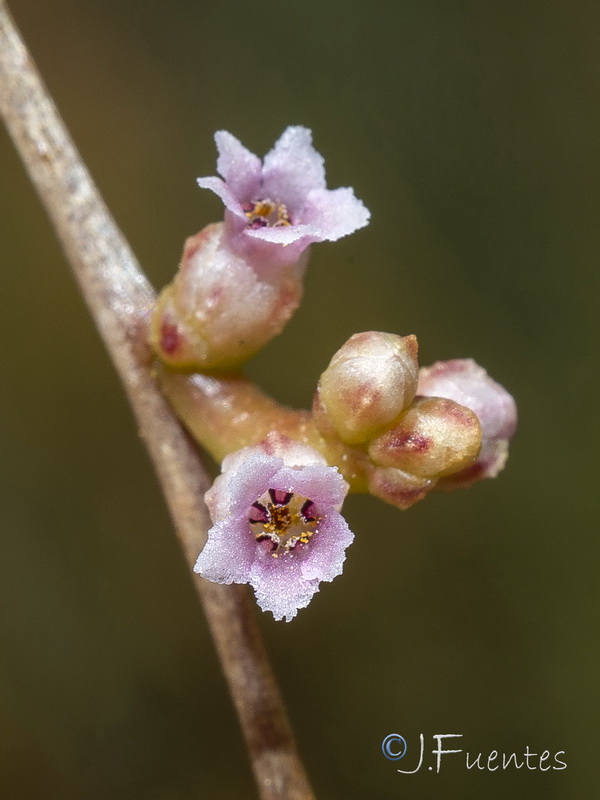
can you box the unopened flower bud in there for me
[313,332,419,444]
[368,396,482,479]
[149,223,303,370]
[417,359,517,488]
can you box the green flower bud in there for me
[313,332,419,445]
[368,396,482,479]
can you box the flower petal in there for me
[224,452,284,519]
[301,512,354,583]
[274,464,349,511]
[206,448,284,521]
[262,126,326,209]
[246,222,318,245]
[214,130,262,200]
[301,187,371,241]
[249,554,319,622]
[194,516,255,584]
[196,176,244,216]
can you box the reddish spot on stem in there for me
[160,319,180,355]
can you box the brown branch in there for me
[0,3,314,798]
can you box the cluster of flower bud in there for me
[312,332,502,508]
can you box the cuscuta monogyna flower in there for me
[197,125,370,270]
[417,359,517,488]
[150,126,369,371]
[194,434,354,622]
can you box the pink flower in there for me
[417,359,517,487]
[197,126,370,267]
[194,434,354,621]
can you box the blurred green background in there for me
[1,0,597,797]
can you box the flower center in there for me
[242,198,292,230]
[248,488,319,558]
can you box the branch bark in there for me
[0,3,314,798]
